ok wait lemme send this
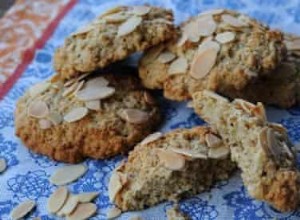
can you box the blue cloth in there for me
[1,0,300,219]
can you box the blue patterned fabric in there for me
[1,0,300,219]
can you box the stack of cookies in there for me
[15,5,300,217]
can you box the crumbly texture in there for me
[54,5,176,80]
[139,9,286,101]
[166,205,190,220]
[192,91,300,212]
[15,72,160,163]
[111,126,236,211]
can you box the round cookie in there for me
[15,72,160,163]
[139,9,286,101]
[54,5,176,80]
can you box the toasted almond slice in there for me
[0,158,6,173]
[132,6,151,16]
[106,207,122,219]
[11,200,36,220]
[168,57,188,75]
[29,82,50,97]
[177,33,188,47]
[197,15,217,36]
[100,6,124,18]
[200,9,224,16]
[117,108,149,124]
[76,86,115,101]
[157,149,186,170]
[75,192,99,203]
[140,132,163,145]
[157,51,176,64]
[39,119,52,129]
[63,82,78,97]
[183,21,200,42]
[169,147,207,159]
[205,133,222,148]
[67,203,97,220]
[117,16,142,37]
[143,44,165,64]
[104,13,129,23]
[222,14,248,27]
[64,78,77,87]
[208,146,230,159]
[198,40,220,54]
[85,100,101,110]
[50,164,87,185]
[215,31,235,44]
[86,76,109,88]
[108,172,123,202]
[28,100,49,118]
[57,194,79,216]
[48,112,62,125]
[72,80,85,96]
[151,18,173,25]
[47,187,68,213]
[64,107,89,123]
[190,48,218,79]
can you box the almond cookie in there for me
[108,126,236,211]
[15,72,160,163]
[192,90,300,212]
[54,5,176,80]
[139,9,286,101]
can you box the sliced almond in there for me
[64,107,89,123]
[67,203,97,220]
[168,57,188,75]
[72,80,85,96]
[157,51,176,64]
[106,207,122,219]
[197,15,217,36]
[151,18,173,25]
[140,132,163,145]
[63,82,78,97]
[64,78,77,87]
[190,48,218,79]
[108,172,123,202]
[170,147,207,159]
[75,192,99,203]
[215,31,235,44]
[104,13,129,23]
[50,164,87,185]
[177,33,188,47]
[132,6,151,16]
[57,194,79,216]
[85,100,101,110]
[0,158,6,173]
[47,186,68,213]
[76,86,115,101]
[39,119,52,129]
[86,76,109,88]
[117,108,149,124]
[48,112,63,125]
[208,146,230,159]
[183,21,200,42]
[11,200,36,220]
[156,149,186,171]
[198,40,220,54]
[117,16,142,37]
[205,133,222,148]
[28,100,49,118]
[143,44,165,63]
[100,6,124,18]
[222,14,248,27]
[200,9,224,16]
[29,82,50,97]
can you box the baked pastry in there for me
[15,72,160,163]
[192,90,299,212]
[54,5,176,80]
[139,9,286,101]
[108,127,236,211]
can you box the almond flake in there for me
[64,78,77,87]
[76,86,115,101]
[190,48,218,79]
[0,158,6,173]
[64,107,89,123]
[117,108,149,124]
[85,100,101,110]
[156,149,186,171]
[183,21,200,42]
[107,207,122,219]
[63,82,78,97]
[157,51,176,64]
[168,57,188,75]
[86,76,109,88]
[50,164,87,185]
[143,44,165,64]
[29,82,50,97]
[222,14,248,27]
[205,133,222,148]
[104,13,129,23]
[108,172,123,202]
[100,6,124,18]
[132,6,151,16]
[170,147,207,159]
[75,192,99,203]
[151,18,173,25]
[140,132,163,145]
[67,203,97,220]
[47,187,68,213]
[39,119,52,129]
[208,146,230,159]
[11,200,36,220]
[198,40,220,54]
[117,16,142,37]
[215,31,235,44]
[28,100,49,118]
[57,194,78,216]
[72,80,85,96]
[48,112,63,125]
[177,34,188,47]
[197,15,217,36]
[200,9,224,16]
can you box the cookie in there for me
[192,90,299,212]
[15,72,160,163]
[139,9,286,101]
[54,5,176,80]
[108,127,236,211]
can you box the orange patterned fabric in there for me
[0,0,72,84]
